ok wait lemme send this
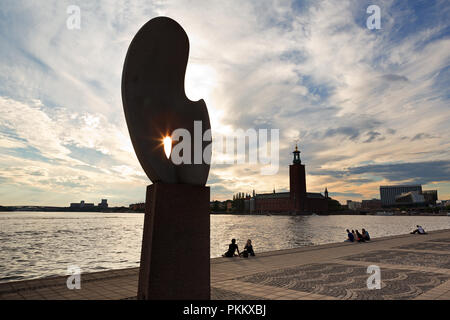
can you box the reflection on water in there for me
[0,212,449,283]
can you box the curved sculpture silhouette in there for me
[122,16,211,186]
[122,16,211,300]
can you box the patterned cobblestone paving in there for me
[236,263,449,300]
[430,238,450,243]
[2,230,450,300]
[342,250,450,269]
[211,288,264,300]
[395,242,450,252]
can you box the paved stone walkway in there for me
[1,229,450,300]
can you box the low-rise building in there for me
[395,191,425,205]
[70,200,95,208]
[361,199,382,210]
[347,200,361,210]
[98,199,108,208]
[422,190,438,205]
[380,185,422,206]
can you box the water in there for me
[0,212,449,283]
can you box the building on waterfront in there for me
[245,145,328,214]
[380,185,439,207]
[70,199,107,209]
[70,200,95,208]
[361,199,382,210]
[98,199,108,208]
[210,200,233,213]
[347,200,361,210]
[395,191,425,205]
[423,190,438,205]
[380,185,422,206]
[437,200,450,207]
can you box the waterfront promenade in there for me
[1,229,450,300]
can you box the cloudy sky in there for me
[0,0,449,206]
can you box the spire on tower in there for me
[292,144,301,164]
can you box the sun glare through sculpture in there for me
[163,136,172,159]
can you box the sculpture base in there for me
[137,182,210,300]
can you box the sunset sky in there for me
[0,0,449,206]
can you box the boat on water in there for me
[376,211,394,216]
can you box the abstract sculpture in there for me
[122,16,211,299]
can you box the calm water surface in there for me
[0,212,449,283]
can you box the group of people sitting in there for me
[345,225,428,242]
[222,239,255,258]
[345,229,370,242]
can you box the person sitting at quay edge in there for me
[355,230,365,242]
[351,230,358,241]
[345,229,355,242]
[362,228,371,241]
[240,239,255,258]
[411,225,427,235]
[222,238,240,257]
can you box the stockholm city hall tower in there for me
[290,145,307,212]
[288,144,328,214]
[252,144,328,214]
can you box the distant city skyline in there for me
[0,0,449,206]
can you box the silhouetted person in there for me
[355,230,365,242]
[240,239,255,258]
[362,228,370,241]
[222,239,239,257]
[345,229,354,242]
[411,225,427,234]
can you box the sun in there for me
[163,136,172,159]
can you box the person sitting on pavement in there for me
[362,228,371,241]
[345,229,355,242]
[355,230,365,242]
[222,238,240,257]
[240,239,255,258]
[352,230,358,242]
[411,225,427,234]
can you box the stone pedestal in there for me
[137,182,210,300]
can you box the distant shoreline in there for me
[0,206,142,213]
[1,208,448,217]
